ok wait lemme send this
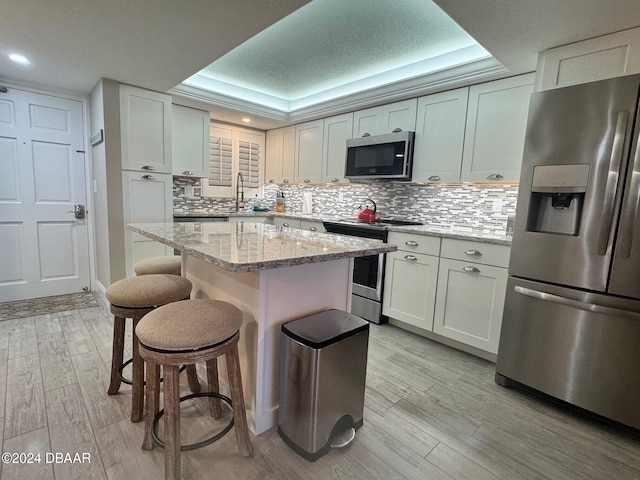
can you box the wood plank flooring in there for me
[0,295,638,480]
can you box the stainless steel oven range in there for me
[323,218,423,324]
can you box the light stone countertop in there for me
[128,222,396,273]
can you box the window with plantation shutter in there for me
[209,129,233,186]
[237,138,261,188]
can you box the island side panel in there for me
[184,254,353,435]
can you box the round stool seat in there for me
[137,299,242,352]
[106,274,192,309]
[134,256,182,276]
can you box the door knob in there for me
[67,204,86,219]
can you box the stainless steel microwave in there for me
[345,131,415,181]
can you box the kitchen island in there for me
[128,221,396,434]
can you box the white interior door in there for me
[0,87,90,302]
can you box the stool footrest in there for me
[118,359,186,386]
[151,392,234,452]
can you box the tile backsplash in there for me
[174,178,518,233]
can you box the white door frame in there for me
[0,79,96,300]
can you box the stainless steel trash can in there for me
[277,309,369,461]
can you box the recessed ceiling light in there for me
[9,53,30,65]
[241,117,251,123]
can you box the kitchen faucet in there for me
[235,172,244,211]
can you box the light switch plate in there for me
[492,199,503,212]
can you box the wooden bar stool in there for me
[137,299,253,480]
[106,274,193,422]
[134,255,182,276]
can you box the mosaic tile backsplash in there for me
[174,178,518,233]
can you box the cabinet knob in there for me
[428,175,441,181]
[405,240,419,247]
[309,226,317,232]
[282,222,290,227]
[269,179,274,183]
[361,133,371,137]
[392,128,403,133]
[304,178,310,183]
[463,266,481,273]
[331,178,339,183]
[283,179,289,184]
[404,254,418,261]
[486,173,504,180]
[182,170,193,175]
[464,249,482,256]
[141,175,155,180]
[141,165,155,171]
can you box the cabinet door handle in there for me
[361,132,371,137]
[392,128,403,133]
[463,266,480,273]
[269,179,275,183]
[464,249,482,256]
[304,178,310,183]
[283,179,289,184]
[141,165,155,171]
[141,175,155,180]
[282,222,290,227]
[486,173,504,180]
[182,170,193,175]
[309,226,317,231]
[428,175,441,181]
[332,178,339,182]
[404,255,418,261]
[405,240,419,247]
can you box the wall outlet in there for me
[338,192,344,202]
[492,199,503,212]
[184,185,195,197]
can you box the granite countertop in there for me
[128,222,396,272]
[171,211,512,246]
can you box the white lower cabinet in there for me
[384,233,510,356]
[383,232,440,330]
[121,170,173,276]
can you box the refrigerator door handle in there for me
[514,285,640,319]
[618,134,640,258]
[597,110,628,255]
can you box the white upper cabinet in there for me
[460,73,535,182]
[120,84,171,173]
[295,119,324,184]
[265,126,295,185]
[322,112,353,183]
[536,27,640,91]
[171,104,210,177]
[413,88,469,182]
[352,98,417,137]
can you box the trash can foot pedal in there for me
[330,427,355,449]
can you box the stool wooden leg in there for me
[186,364,201,393]
[108,316,125,395]
[164,365,181,480]
[205,359,222,418]
[142,361,160,450]
[225,345,253,457]
[131,318,144,423]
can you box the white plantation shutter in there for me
[237,139,261,188]
[209,128,233,186]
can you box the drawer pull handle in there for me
[141,175,155,180]
[283,179,289,184]
[282,222,290,227]
[269,179,275,183]
[404,255,418,261]
[332,178,339,182]
[405,240,419,247]
[463,266,480,273]
[464,249,482,256]
[304,178,310,183]
[309,226,317,231]
[486,173,504,180]
[428,175,441,181]
[182,170,193,175]
[392,128,403,133]
[141,165,155,171]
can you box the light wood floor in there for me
[0,295,638,480]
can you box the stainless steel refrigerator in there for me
[496,74,640,430]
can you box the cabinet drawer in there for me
[387,232,440,256]
[441,238,510,268]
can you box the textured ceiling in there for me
[195,0,484,101]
